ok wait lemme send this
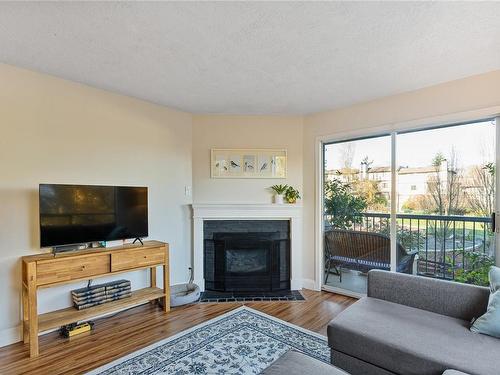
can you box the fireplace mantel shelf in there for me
[192,203,302,219]
[192,203,303,208]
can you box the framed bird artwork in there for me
[211,149,287,179]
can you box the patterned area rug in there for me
[87,306,330,374]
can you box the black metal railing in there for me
[324,212,494,280]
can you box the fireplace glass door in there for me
[226,247,269,274]
[204,231,290,292]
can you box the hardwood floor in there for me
[0,289,355,375]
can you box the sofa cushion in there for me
[261,350,349,375]
[367,270,489,321]
[489,266,500,292]
[328,297,500,375]
[442,371,471,375]
[471,289,500,338]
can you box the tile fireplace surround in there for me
[192,204,303,291]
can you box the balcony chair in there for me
[324,229,417,283]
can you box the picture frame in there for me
[211,149,287,179]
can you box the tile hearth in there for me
[199,290,305,303]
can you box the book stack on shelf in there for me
[72,280,132,310]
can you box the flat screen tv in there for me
[39,184,148,248]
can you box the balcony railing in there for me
[324,212,495,280]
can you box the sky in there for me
[325,120,496,171]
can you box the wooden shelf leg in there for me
[150,267,157,288]
[163,263,170,312]
[22,284,29,343]
[27,263,38,357]
[150,267,157,305]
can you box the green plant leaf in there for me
[270,184,289,195]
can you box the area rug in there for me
[87,306,330,374]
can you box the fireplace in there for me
[204,221,290,292]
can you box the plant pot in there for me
[274,194,284,204]
[287,198,297,204]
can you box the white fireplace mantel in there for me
[192,203,303,291]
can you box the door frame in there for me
[314,106,500,295]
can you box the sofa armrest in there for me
[367,270,489,321]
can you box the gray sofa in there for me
[262,350,349,375]
[328,270,499,375]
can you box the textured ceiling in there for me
[1,2,499,115]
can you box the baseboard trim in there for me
[301,278,319,291]
[0,325,21,348]
[322,285,365,299]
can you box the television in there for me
[39,184,148,248]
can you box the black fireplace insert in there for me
[204,228,290,292]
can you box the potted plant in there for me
[270,184,289,204]
[285,186,301,204]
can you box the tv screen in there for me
[39,184,148,248]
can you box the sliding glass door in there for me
[323,135,391,294]
[395,120,496,285]
[322,118,498,295]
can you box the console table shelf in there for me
[22,241,170,358]
[37,287,165,332]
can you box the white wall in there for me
[303,70,500,284]
[192,115,304,204]
[0,64,193,345]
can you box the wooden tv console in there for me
[21,240,170,358]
